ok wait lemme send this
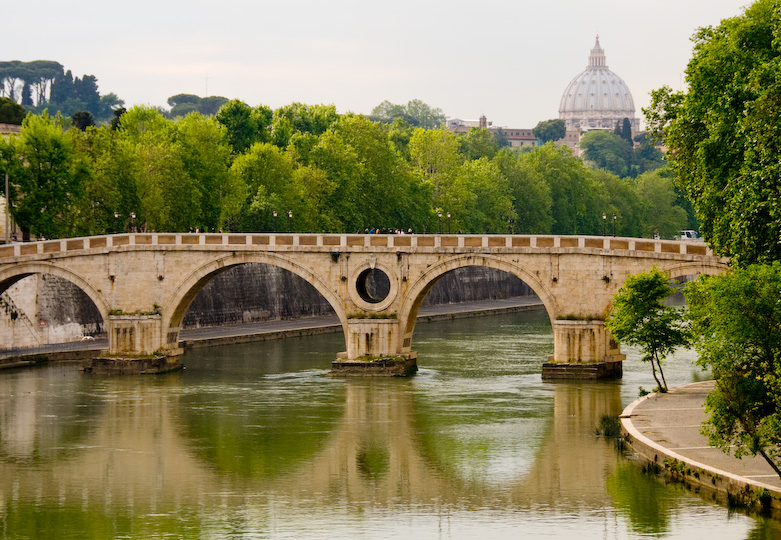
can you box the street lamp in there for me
[437,211,442,234]
[612,213,617,237]
[288,210,293,232]
[602,213,606,236]
[447,212,451,234]
[130,212,136,233]
[272,210,278,232]
[113,212,120,234]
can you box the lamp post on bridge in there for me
[447,212,451,234]
[288,210,293,232]
[602,213,606,236]
[130,212,136,233]
[437,211,442,234]
[273,210,278,232]
[612,213,617,237]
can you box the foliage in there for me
[371,99,445,129]
[167,94,229,118]
[532,119,565,143]
[2,111,82,240]
[685,263,781,477]
[0,96,25,124]
[635,169,689,239]
[645,0,781,265]
[580,129,665,179]
[71,110,95,131]
[215,99,272,153]
[522,143,605,235]
[458,127,498,160]
[580,130,634,177]
[0,103,694,240]
[606,266,689,391]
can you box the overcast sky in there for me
[7,0,750,128]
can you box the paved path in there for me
[621,381,781,496]
[0,297,544,359]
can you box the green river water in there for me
[1,308,779,539]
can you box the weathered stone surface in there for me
[0,233,727,378]
[81,354,182,375]
[330,354,418,377]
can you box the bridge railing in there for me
[0,233,716,259]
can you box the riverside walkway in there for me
[621,381,781,512]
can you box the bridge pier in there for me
[542,320,625,380]
[81,314,182,375]
[330,318,417,377]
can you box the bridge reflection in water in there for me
[0,312,764,538]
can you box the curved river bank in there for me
[0,308,778,539]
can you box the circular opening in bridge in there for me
[356,268,391,304]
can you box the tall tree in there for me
[686,263,781,477]
[645,0,781,265]
[3,111,81,240]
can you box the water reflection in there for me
[0,309,767,539]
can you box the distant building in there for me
[447,116,539,150]
[558,36,640,153]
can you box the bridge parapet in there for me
[0,233,719,259]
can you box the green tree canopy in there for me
[646,0,781,265]
[532,119,565,143]
[2,111,82,240]
[0,96,25,124]
[686,263,781,476]
[606,266,689,392]
[371,99,445,129]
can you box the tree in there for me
[215,99,272,153]
[635,169,689,239]
[493,149,552,234]
[370,99,445,129]
[458,127,498,160]
[71,110,95,131]
[532,119,565,143]
[580,130,634,178]
[645,0,781,265]
[2,111,82,240]
[521,143,605,235]
[0,96,25,124]
[685,263,781,477]
[606,266,689,392]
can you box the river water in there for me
[0,308,778,539]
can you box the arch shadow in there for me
[399,254,557,353]
[0,262,111,324]
[163,252,348,349]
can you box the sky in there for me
[6,0,752,129]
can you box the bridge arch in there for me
[663,261,729,281]
[163,252,348,348]
[0,262,111,324]
[399,254,557,351]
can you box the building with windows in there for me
[446,116,539,149]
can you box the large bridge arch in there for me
[399,254,557,354]
[163,252,348,350]
[0,262,111,324]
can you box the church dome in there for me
[559,37,638,132]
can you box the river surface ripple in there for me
[0,309,777,539]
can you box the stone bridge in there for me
[0,233,728,377]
